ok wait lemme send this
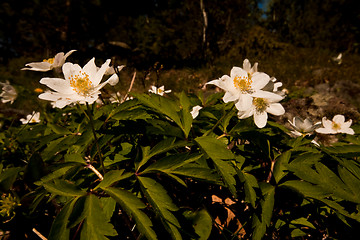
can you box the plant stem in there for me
[85,103,106,174]
[203,104,235,136]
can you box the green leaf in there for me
[95,170,133,190]
[195,136,237,197]
[138,176,181,240]
[251,184,275,240]
[272,151,291,183]
[35,164,79,185]
[290,217,315,229]
[112,108,152,121]
[43,179,86,197]
[104,187,158,240]
[237,171,258,208]
[325,144,360,155]
[80,194,117,240]
[48,197,79,240]
[48,123,72,135]
[132,93,184,132]
[137,137,188,171]
[0,167,23,191]
[177,92,193,138]
[183,209,212,240]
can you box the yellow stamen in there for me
[43,58,55,64]
[332,122,341,131]
[69,71,93,96]
[253,98,269,113]
[233,75,252,93]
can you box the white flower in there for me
[190,105,202,119]
[0,80,17,104]
[315,115,355,135]
[206,59,271,111]
[237,91,285,128]
[288,117,321,137]
[20,111,40,124]
[21,50,76,72]
[38,58,120,108]
[149,85,171,96]
[104,65,125,75]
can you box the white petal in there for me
[333,115,345,124]
[252,90,284,102]
[254,111,268,128]
[22,62,52,71]
[235,94,253,111]
[242,59,251,72]
[223,92,238,103]
[230,67,247,79]
[340,128,355,135]
[53,52,65,67]
[93,59,111,86]
[238,107,254,119]
[107,73,119,86]
[316,127,336,134]
[342,119,353,129]
[64,50,77,59]
[251,72,270,89]
[83,58,98,81]
[39,77,73,94]
[266,103,285,116]
[63,62,82,81]
[322,118,333,129]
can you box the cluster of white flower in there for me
[17,54,356,137]
[205,59,355,136]
[206,59,285,128]
[22,50,121,108]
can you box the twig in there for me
[32,228,47,240]
[85,164,104,181]
[122,71,136,103]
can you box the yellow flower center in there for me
[233,74,253,93]
[43,58,55,64]
[332,122,341,131]
[69,71,93,96]
[253,98,269,113]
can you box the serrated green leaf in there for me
[104,187,158,240]
[96,170,133,190]
[138,176,181,240]
[35,164,78,185]
[237,171,258,208]
[80,194,117,240]
[272,151,291,183]
[137,137,188,171]
[251,184,275,240]
[195,136,237,197]
[325,144,360,155]
[48,197,79,240]
[43,179,86,197]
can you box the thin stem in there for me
[85,103,106,174]
[122,71,136,103]
[203,104,235,137]
[266,159,275,183]
[85,164,104,181]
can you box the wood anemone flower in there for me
[38,58,119,108]
[21,50,76,72]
